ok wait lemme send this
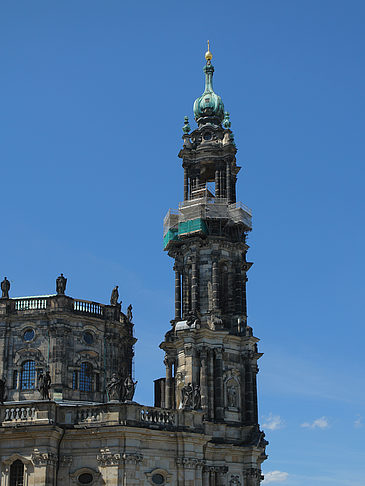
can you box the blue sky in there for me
[1,1,364,485]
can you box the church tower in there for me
[159,45,264,443]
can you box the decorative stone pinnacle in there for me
[182,116,190,134]
[223,111,231,129]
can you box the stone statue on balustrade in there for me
[110,286,119,306]
[0,377,7,404]
[122,375,137,402]
[38,371,51,400]
[106,373,123,401]
[56,273,67,295]
[1,277,10,299]
[127,304,133,322]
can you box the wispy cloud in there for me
[354,415,363,428]
[260,350,365,406]
[263,471,289,483]
[301,416,329,429]
[262,413,285,431]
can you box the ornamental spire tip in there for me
[205,40,212,62]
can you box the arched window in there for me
[10,459,24,486]
[21,360,35,390]
[79,362,93,392]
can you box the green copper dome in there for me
[193,60,225,124]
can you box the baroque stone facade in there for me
[0,48,267,485]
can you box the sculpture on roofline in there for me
[106,373,123,401]
[110,286,119,306]
[38,371,51,400]
[127,304,133,322]
[56,273,67,295]
[123,375,137,401]
[1,277,10,299]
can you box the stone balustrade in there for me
[0,401,204,432]
[0,295,127,322]
[1,401,56,426]
[140,406,175,425]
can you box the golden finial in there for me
[205,40,213,61]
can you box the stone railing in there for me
[1,401,56,425]
[0,402,204,432]
[75,406,104,423]
[140,406,175,425]
[4,406,36,421]
[73,299,104,317]
[14,297,48,311]
[0,295,127,323]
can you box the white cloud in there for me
[263,471,289,483]
[262,413,285,431]
[301,416,329,429]
[354,415,363,428]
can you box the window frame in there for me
[20,360,36,390]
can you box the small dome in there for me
[193,61,224,124]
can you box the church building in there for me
[0,46,267,486]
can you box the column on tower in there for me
[191,255,199,314]
[182,266,190,318]
[244,356,258,425]
[212,259,220,313]
[184,166,189,201]
[164,356,174,409]
[227,263,235,317]
[226,160,232,203]
[199,347,208,416]
[207,349,214,420]
[221,164,226,199]
[235,263,242,315]
[174,264,181,321]
[232,173,237,203]
[213,347,224,420]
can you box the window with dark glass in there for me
[95,373,100,392]
[83,331,93,345]
[10,459,24,486]
[78,472,93,484]
[13,370,18,389]
[72,370,78,390]
[152,474,165,485]
[23,328,35,342]
[21,360,35,390]
[79,362,93,392]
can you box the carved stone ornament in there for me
[31,450,58,466]
[230,475,241,485]
[203,465,228,474]
[97,449,143,467]
[176,457,205,469]
[96,451,122,466]
[245,468,263,480]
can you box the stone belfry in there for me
[159,42,265,448]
